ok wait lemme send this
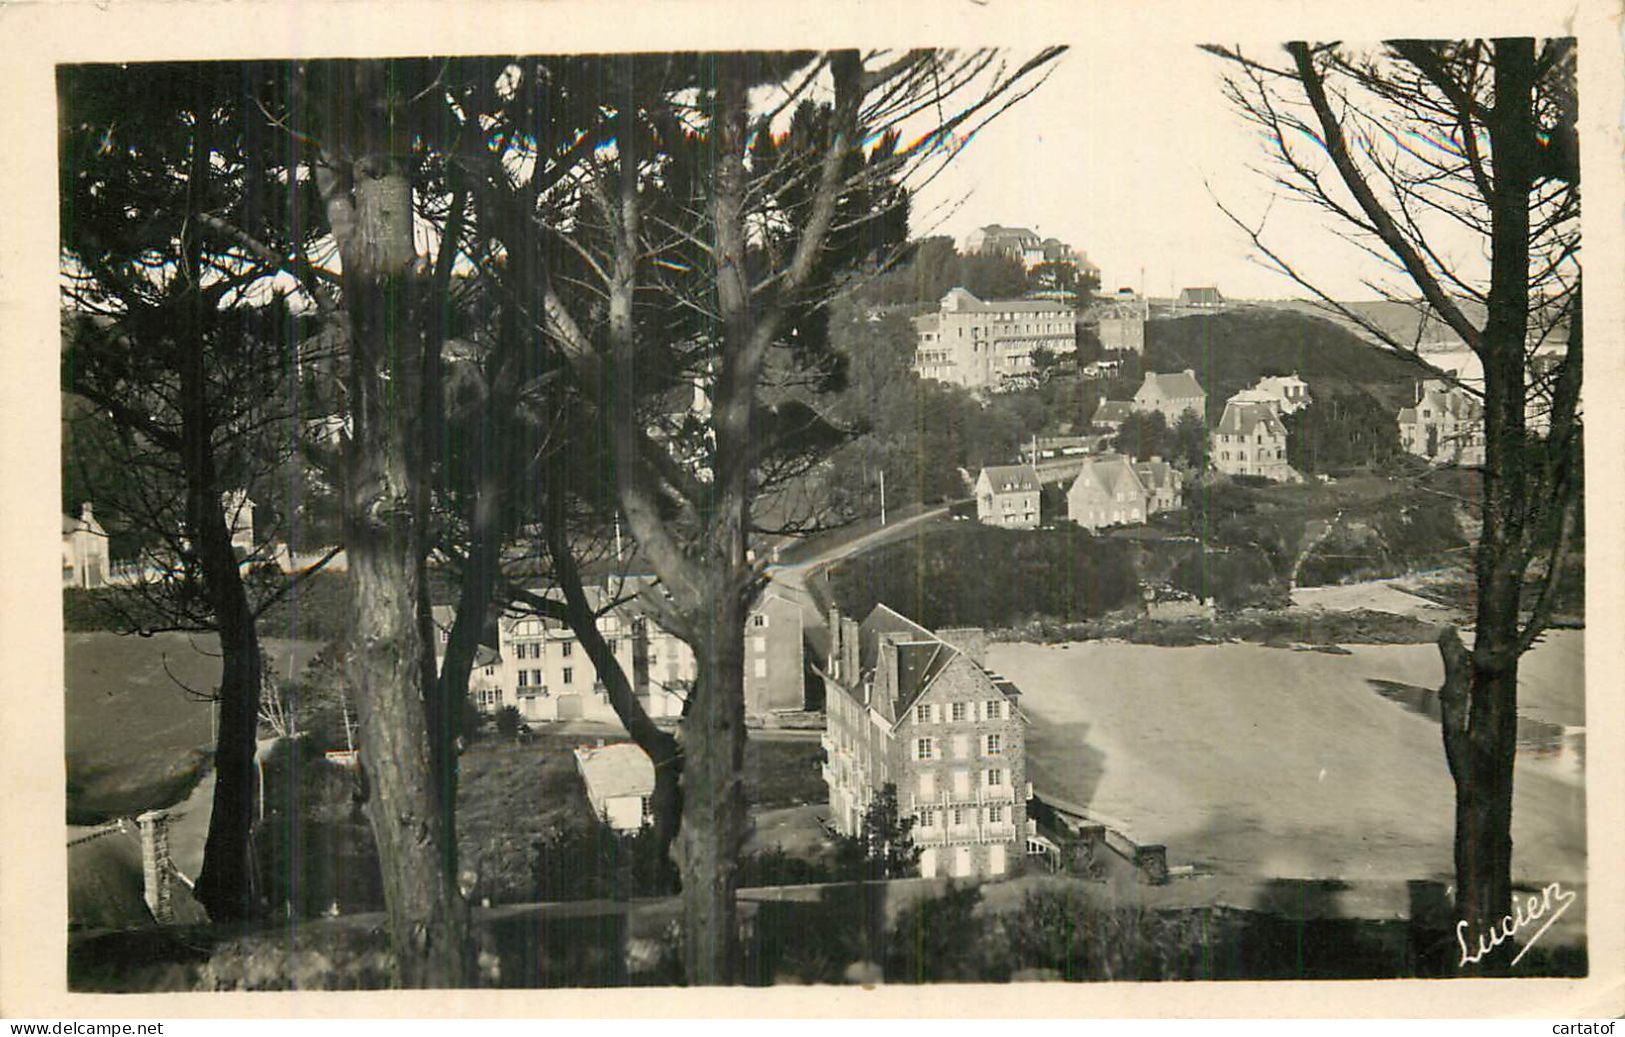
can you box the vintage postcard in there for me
[2,0,1621,1020]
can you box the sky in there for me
[905,41,1421,302]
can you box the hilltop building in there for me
[1132,369,1206,424]
[974,464,1042,529]
[1176,286,1226,310]
[962,225,1098,280]
[1398,380,1485,466]
[914,288,1077,391]
[1132,457,1184,515]
[1212,400,1297,482]
[822,604,1030,879]
[1089,288,1148,354]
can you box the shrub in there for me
[495,705,522,739]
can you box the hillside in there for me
[1145,308,1428,417]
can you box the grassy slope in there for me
[64,632,323,822]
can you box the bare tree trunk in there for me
[319,59,471,987]
[676,579,749,984]
[176,90,263,922]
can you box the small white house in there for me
[573,742,656,832]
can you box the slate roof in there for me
[1092,400,1134,424]
[857,604,980,721]
[940,287,1075,315]
[1132,457,1178,493]
[1216,401,1288,437]
[1139,370,1205,401]
[978,464,1041,495]
[573,742,655,801]
[1069,454,1146,502]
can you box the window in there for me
[753,657,767,678]
[606,638,618,654]
[985,700,1003,721]
[563,667,574,685]
[561,641,573,658]
[915,704,931,725]
[753,636,767,654]
[531,669,543,687]
[984,733,1003,757]
[951,702,967,723]
[640,796,653,824]
[951,806,966,828]
[915,737,935,761]
[986,768,1004,788]
[918,808,936,829]
[518,671,529,688]
[485,665,495,676]
[440,629,449,644]
[988,804,1004,824]
[751,614,768,628]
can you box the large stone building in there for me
[1398,380,1486,466]
[914,288,1077,391]
[962,225,1098,280]
[1089,288,1148,354]
[1132,369,1206,424]
[974,464,1042,529]
[822,604,1030,880]
[1212,400,1297,482]
[434,576,804,724]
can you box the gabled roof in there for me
[1138,370,1205,401]
[573,742,655,801]
[1092,399,1134,423]
[913,313,941,334]
[978,464,1041,495]
[1132,457,1178,492]
[857,604,1004,722]
[1069,454,1145,501]
[940,287,1075,315]
[1216,401,1288,437]
[1178,286,1225,305]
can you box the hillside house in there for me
[823,605,1030,880]
[1213,401,1297,482]
[1090,399,1134,430]
[573,742,655,831]
[1398,380,1485,466]
[974,464,1042,529]
[1132,457,1183,514]
[1132,369,1206,424]
[499,587,640,723]
[914,288,1077,391]
[62,502,110,589]
[429,606,507,714]
[1066,454,1147,531]
[1254,374,1312,415]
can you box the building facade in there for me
[1253,374,1312,415]
[822,605,1029,880]
[974,464,1042,529]
[1212,400,1297,481]
[1398,380,1486,466]
[962,225,1098,280]
[62,502,111,589]
[1066,454,1148,531]
[430,605,507,714]
[742,589,808,716]
[1132,370,1206,424]
[914,288,1077,391]
[1132,457,1183,514]
[1090,289,1148,354]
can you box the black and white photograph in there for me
[3,0,1622,1018]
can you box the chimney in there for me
[827,606,844,680]
[842,616,861,690]
[80,502,94,524]
[137,809,175,923]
